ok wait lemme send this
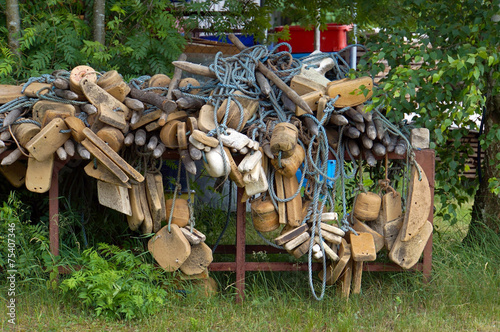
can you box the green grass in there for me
[1,201,499,331]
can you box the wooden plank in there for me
[97,180,132,216]
[283,175,302,227]
[400,162,431,241]
[148,224,191,272]
[389,220,433,269]
[275,172,287,225]
[80,138,129,184]
[25,154,53,193]
[83,127,144,183]
[26,118,71,161]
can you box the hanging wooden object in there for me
[349,232,376,262]
[274,223,309,246]
[11,121,41,148]
[145,173,163,233]
[97,180,132,216]
[83,160,131,188]
[270,143,305,178]
[83,128,144,183]
[0,161,26,188]
[351,217,385,252]
[251,197,280,233]
[64,116,87,143]
[159,120,180,149]
[179,242,213,275]
[353,191,381,222]
[127,183,145,231]
[390,220,432,269]
[270,123,298,158]
[166,198,190,228]
[400,162,431,241]
[275,172,287,225]
[216,91,259,130]
[384,216,404,251]
[81,138,129,184]
[322,239,351,285]
[283,175,302,227]
[223,147,245,188]
[198,104,216,133]
[139,182,153,234]
[340,259,353,299]
[26,118,71,161]
[25,154,54,193]
[148,224,191,272]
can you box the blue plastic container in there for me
[200,34,255,47]
[296,160,336,189]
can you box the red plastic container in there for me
[274,24,351,53]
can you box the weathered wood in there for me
[324,239,351,285]
[129,87,177,114]
[353,191,381,222]
[0,84,23,103]
[179,242,213,276]
[0,161,26,187]
[83,127,144,183]
[139,182,153,234]
[274,223,308,245]
[81,138,129,184]
[389,220,432,269]
[351,217,385,252]
[349,232,376,262]
[251,197,280,233]
[130,109,162,130]
[145,172,163,232]
[383,216,403,251]
[327,77,373,107]
[400,162,431,241]
[274,171,287,225]
[172,61,217,79]
[352,260,363,295]
[283,231,310,251]
[223,147,245,188]
[26,118,71,161]
[148,224,191,272]
[80,78,129,130]
[96,126,124,152]
[216,91,259,130]
[25,154,53,193]
[97,180,132,215]
[84,160,131,188]
[290,236,312,258]
[283,175,302,227]
[166,198,190,228]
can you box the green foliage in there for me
[0,0,185,83]
[0,192,59,287]
[60,243,171,320]
[358,0,500,224]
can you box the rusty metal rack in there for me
[46,149,434,302]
